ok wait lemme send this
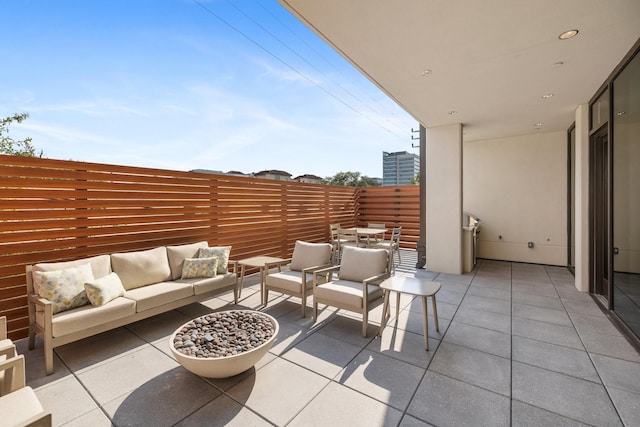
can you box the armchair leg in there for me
[313,303,318,322]
[301,296,307,318]
[362,312,368,337]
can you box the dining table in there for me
[342,227,387,247]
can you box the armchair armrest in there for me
[301,263,333,284]
[265,258,292,273]
[313,265,339,285]
[363,272,390,286]
[0,354,26,393]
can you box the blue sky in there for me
[1,0,416,178]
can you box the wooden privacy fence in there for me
[0,155,419,339]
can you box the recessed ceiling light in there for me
[421,69,432,76]
[559,29,579,40]
[448,110,457,115]
[542,93,554,99]
[534,122,543,128]
[616,111,626,116]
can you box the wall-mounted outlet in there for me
[528,241,534,248]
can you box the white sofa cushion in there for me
[31,255,111,294]
[111,247,171,290]
[289,241,333,272]
[266,271,314,293]
[166,241,208,280]
[338,246,388,283]
[33,264,94,314]
[123,281,194,312]
[84,272,126,306]
[314,279,384,308]
[37,297,136,337]
[179,273,237,295]
[181,257,218,279]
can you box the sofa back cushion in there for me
[30,254,111,294]
[338,246,388,283]
[166,241,209,280]
[289,241,333,272]
[111,247,171,290]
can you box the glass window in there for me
[612,51,640,338]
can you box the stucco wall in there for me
[464,131,567,266]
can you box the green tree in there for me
[0,113,43,157]
[323,171,381,187]
[409,172,420,185]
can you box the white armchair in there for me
[265,241,333,317]
[312,246,390,337]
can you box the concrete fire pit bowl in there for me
[170,310,279,378]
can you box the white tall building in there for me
[382,151,419,186]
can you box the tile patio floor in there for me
[16,250,640,426]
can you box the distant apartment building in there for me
[293,174,324,184]
[382,151,419,186]
[254,170,292,181]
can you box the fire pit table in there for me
[170,310,279,378]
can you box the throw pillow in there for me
[181,257,219,279]
[197,246,231,274]
[33,263,94,314]
[84,272,126,306]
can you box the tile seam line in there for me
[544,265,626,425]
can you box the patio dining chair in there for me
[332,227,360,263]
[312,245,390,337]
[264,240,333,317]
[371,226,402,270]
[366,222,386,245]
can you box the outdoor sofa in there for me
[25,241,239,375]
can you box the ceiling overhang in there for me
[279,0,640,141]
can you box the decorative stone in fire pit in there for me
[170,310,279,378]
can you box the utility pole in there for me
[416,124,426,268]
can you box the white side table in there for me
[238,256,285,303]
[379,276,441,350]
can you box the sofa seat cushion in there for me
[314,280,383,309]
[178,273,237,296]
[123,282,194,312]
[36,297,136,337]
[111,247,172,290]
[166,241,209,280]
[266,271,314,294]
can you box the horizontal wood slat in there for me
[0,155,420,339]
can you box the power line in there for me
[251,0,412,134]
[191,0,411,141]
